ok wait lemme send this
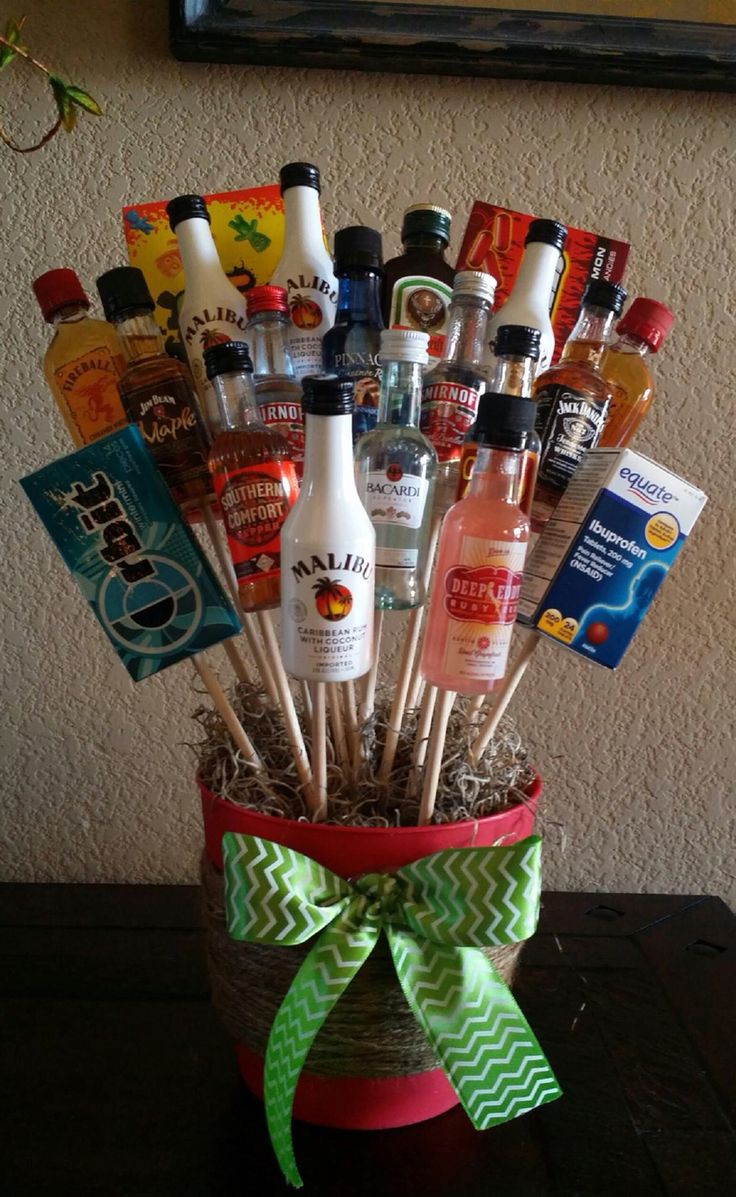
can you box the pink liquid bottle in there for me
[421,392,534,695]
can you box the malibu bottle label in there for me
[282,548,374,681]
[284,273,338,379]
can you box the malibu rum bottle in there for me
[354,329,437,610]
[167,194,250,436]
[281,376,375,682]
[270,163,338,381]
[32,268,127,446]
[205,341,298,611]
[96,266,213,512]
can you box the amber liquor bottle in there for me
[96,266,214,512]
[205,341,298,612]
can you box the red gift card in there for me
[456,203,629,363]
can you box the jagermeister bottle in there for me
[382,204,455,361]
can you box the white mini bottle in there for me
[270,163,338,382]
[167,194,250,435]
[280,376,375,682]
[486,219,567,375]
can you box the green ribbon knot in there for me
[223,832,561,1188]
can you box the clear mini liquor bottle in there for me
[247,284,305,475]
[355,329,437,611]
[421,395,534,695]
[419,270,497,515]
[281,376,375,682]
[205,341,298,612]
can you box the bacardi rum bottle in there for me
[419,270,497,515]
[281,376,375,682]
[205,341,298,611]
[270,163,338,381]
[355,329,437,610]
[167,194,250,436]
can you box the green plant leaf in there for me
[0,16,26,71]
[49,75,77,132]
[66,84,102,116]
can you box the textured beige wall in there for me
[1,1,733,898]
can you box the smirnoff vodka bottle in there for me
[270,163,338,381]
[281,376,375,682]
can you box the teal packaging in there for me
[518,448,706,668]
[21,425,241,681]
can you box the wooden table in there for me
[1,884,734,1196]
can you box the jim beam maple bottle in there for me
[32,268,128,447]
[270,163,338,381]
[281,376,375,682]
[167,194,249,436]
[96,267,214,512]
[421,394,533,695]
[531,278,627,531]
[205,341,298,611]
[419,269,497,515]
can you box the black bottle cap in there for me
[525,219,567,251]
[474,393,537,449]
[334,226,383,271]
[302,375,354,415]
[494,324,541,361]
[166,194,210,230]
[204,341,253,380]
[401,204,451,245]
[96,266,155,321]
[280,162,321,194]
[582,279,628,315]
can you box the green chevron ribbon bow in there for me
[222,832,561,1187]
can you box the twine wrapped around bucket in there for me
[201,853,523,1078]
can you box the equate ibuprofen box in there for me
[517,448,707,668]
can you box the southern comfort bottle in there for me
[96,266,213,512]
[270,163,338,381]
[280,376,375,682]
[205,341,298,611]
[32,268,127,446]
[167,194,250,436]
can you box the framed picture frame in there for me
[170,1,736,92]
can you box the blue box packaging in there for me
[21,426,241,681]
[517,448,707,668]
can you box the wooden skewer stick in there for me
[200,505,279,705]
[299,680,313,722]
[254,610,318,812]
[378,608,428,783]
[358,610,384,725]
[418,688,457,825]
[468,633,539,765]
[194,656,263,770]
[342,679,361,774]
[403,514,442,712]
[466,694,485,724]
[309,682,328,822]
[327,682,350,775]
[406,683,438,799]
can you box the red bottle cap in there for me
[32,269,90,321]
[617,297,674,353]
[247,285,289,316]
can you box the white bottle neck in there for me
[510,241,560,314]
[175,217,226,281]
[301,412,356,501]
[282,186,326,254]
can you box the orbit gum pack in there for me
[21,425,241,680]
[517,448,707,667]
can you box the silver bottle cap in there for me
[379,328,430,365]
[452,270,497,303]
